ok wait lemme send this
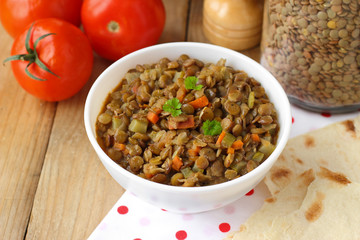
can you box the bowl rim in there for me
[84,41,292,193]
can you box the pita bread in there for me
[226,115,360,240]
[266,169,360,240]
[227,167,360,240]
[224,169,315,240]
[265,115,360,195]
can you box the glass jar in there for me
[260,0,360,113]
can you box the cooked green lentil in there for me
[96,55,279,187]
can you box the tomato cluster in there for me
[1,0,166,101]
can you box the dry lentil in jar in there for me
[95,55,279,187]
[261,0,360,112]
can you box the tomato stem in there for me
[107,21,120,33]
[3,23,60,81]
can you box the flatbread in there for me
[266,169,360,240]
[226,115,360,240]
[227,167,360,240]
[265,115,360,195]
[224,169,315,240]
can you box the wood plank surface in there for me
[159,0,189,43]
[0,25,57,240]
[0,0,261,239]
[25,0,190,239]
[24,55,123,240]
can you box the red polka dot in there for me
[292,117,295,124]
[175,230,187,240]
[161,208,167,211]
[117,205,128,214]
[134,238,142,240]
[321,112,332,117]
[245,189,254,196]
[219,222,231,232]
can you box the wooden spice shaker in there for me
[203,0,264,51]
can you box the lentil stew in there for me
[96,55,279,187]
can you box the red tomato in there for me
[81,0,166,61]
[6,18,94,102]
[0,0,82,38]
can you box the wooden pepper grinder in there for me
[203,0,264,51]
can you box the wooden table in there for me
[0,1,260,239]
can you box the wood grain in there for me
[187,0,209,43]
[0,0,261,239]
[25,0,190,239]
[159,0,189,43]
[0,26,57,240]
[25,55,124,240]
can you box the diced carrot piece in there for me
[123,148,129,155]
[131,85,139,94]
[153,107,162,114]
[147,111,159,124]
[140,104,149,109]
[188,149,198,157]
[188,146,201,157]
[176,85,187,103]
[168,115,195,130]
[232,140,244,149]
[172,155,183,171]
[113,143,126,151]
[188,95,209,109]
[227,147,235,154]
[251,133,261,142]
[216,131,226,145]
[177,115,194,129]
[145,173,154,179]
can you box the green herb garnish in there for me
[185,76,203,90]
[202,120,222,136]
[163,98,182,117]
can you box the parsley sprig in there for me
[202,120,222,136]
[163,98,182,117]
[185,76,203,90]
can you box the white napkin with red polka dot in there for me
[88,105,360,240]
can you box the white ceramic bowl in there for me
[84,42,292,213]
